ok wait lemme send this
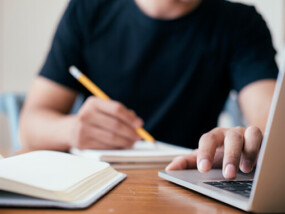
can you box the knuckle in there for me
[112,102,124,114]
[84,96,95,107]
[86,96,97,104]
[226,130,243,141]
[83,97,99,110]
[212,127,223,133]
[199,132,217,145]
[78,111,88,122]
[85,96,93,103]
[235,126,245,132]
[78,105,96,121]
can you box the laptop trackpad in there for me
[159,169,254,199]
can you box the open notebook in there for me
[70,141,192,169]
[0,151,126,209]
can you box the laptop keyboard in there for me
[204,180,253,198]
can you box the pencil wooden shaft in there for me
[77,73,155,142]
[78,75,110,100]
[136,128,155,142]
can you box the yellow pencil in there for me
[69,66,155,143]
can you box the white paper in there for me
[70,141,192,162]
[0,151,109,191]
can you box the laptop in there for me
[159,70,285,213]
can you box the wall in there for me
[0,0,69,150]
[0,0,7,149]
[230,0,285,65]
[0,0,3,91]
[1,0,69,93]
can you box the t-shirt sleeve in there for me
[39,0,89,92]
[229,6,278,92]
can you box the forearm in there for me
[19,109,75,151]
[239,79,276,134]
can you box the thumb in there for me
[166,150,198,170]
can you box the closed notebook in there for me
[0,150,126,209]
[70,141,192,169]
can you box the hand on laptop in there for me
[70,97,143,149]
[166,126,263,179]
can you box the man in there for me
[19,0,278,179]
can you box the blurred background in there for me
[0,0,284,151]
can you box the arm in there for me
[19,77,77,151]
[19,77,142,151]
[166,79,276,179]
[238,79,276,133]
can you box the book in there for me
[70,141,192,169]
[0,150,126,209]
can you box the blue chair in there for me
[0,93,25,150]
[0,93,84,151]
[222,91,246,127]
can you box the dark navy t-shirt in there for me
[39,0,278,148]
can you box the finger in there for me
[90,98,143,128]
[240,126,262,173]
[197,128,226,173]
[211,146,224,168]
[86,125,135,149]
[223,127,245,179]
[166,150,198,170]
[72,123,123,150]
[84,112,141,142]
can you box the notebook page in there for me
[0,151,109,191]
[70,141,192,159]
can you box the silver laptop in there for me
[159,70,285,213]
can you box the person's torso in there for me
[78,0,241,147]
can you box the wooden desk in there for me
[0,166,246,214]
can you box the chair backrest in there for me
[218,90,247,128]
[223,91,246,127]
[0,93,84,151]
[0,93,25,150]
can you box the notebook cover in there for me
[0,172,126,209]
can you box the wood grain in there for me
[0,167,246,214]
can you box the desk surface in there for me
[0,165,246,214]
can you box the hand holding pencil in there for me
[69,66,155,149]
